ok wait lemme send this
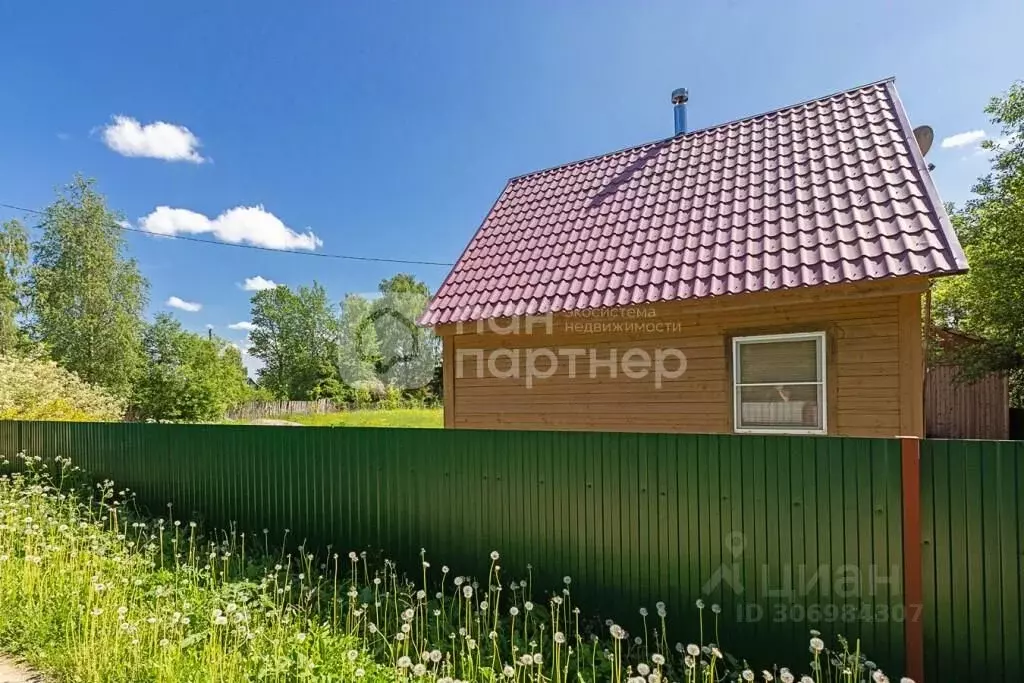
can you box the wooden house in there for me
[421,80,967,437]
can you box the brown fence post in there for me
[901,436,924,682]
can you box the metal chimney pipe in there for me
[671,88,689,135]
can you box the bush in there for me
[0,354,125,421]
[380,385,403,410]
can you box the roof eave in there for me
[883,80,970,275]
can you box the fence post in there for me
[900,436,924,682]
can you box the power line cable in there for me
[0,201,455,267]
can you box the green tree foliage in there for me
[337,292,381,388]
[29,176,148,397]
[0,352,125,421]
[374,273,439,393]
[248,282,341,399]
[335,273,440,401]
[378,273,431,297]
[132,314,253,422]
[932,83,1024,403]
[0,219,30,353]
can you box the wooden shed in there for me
[422,80,968,438]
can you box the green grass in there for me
[288,408,443,429]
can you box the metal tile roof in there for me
[421,79,967,326]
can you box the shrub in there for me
[380,385,403,410]
[0,354,125,421]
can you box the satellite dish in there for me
[913,125,934,156]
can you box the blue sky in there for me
[1,0,1021,370]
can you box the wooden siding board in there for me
[898,292,925,437]
[443,337,455,428]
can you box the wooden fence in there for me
[224,399,340,420]
[925,365,1008,439]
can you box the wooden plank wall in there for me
[447,290,922,438]
[925,365,1009,440]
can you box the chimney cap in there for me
[671,88,689,104]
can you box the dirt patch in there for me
[247,418,303,426]
[0,656,43,683]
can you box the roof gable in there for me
[422,80,967,326]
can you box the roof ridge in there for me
[506,77,897,185]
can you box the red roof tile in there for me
[421,79,967,326]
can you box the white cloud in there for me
[941,130,986,149]
[228,321,257,332]
[166,296,202,312]
[101,115,206,163]
[241,275,279,291]
[139,205,321,251]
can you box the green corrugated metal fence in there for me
[0,421,911,672]
[921,439,1024,681]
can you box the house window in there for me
[732,331,826,434]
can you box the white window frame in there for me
[732,331,827,435]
